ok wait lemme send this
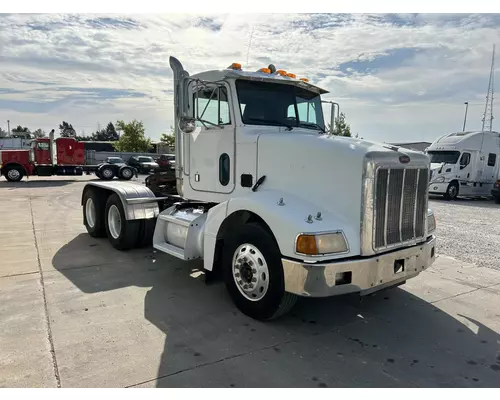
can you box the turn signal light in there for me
[230,62,242,70]
[259,68,271,73]
[277,69,287,76]
[287,73,296,78]
[296,235,318,256]
[300,78,309,82]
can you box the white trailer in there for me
[427,130,500,200]
[80,57,437,320]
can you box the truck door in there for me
[187,82,235,194]
[34,140,51,165]
[484,152,497,183]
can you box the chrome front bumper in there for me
[283,236,436,297]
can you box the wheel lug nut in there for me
[248,261,253,266]
[252,268,257,273]
[234,273,240,278]
[243,284,248,289]
[251,278,257,283]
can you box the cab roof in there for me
[190,68,329,95]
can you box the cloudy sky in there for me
[0,13,499,143]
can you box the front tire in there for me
[222,222,297,320]
[4,166,25,182]
[104,194,140,250]
[444,181,459,200]
[494,196,500,204]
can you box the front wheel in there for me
[222,222,297,320]
[4,166,25,182]
[444,181,459,200]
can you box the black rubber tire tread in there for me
[99,165,115,181]
[444,181,459,200]
[136,218,156,248]
[4,165,25,182]
[82,188,107,238]
[222,222,297,320]
[104,193,140,250]
[119,166,134,181]
[495,196,500,205]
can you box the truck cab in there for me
[80,57,437,320]
[427,131,500,199]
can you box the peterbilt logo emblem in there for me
[399,155,410,164]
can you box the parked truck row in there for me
[80,57,437,320]
[0,129,139,182]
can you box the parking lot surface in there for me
[1,176,500,388]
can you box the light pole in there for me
[7,119,10,135]
[463,102,469,132]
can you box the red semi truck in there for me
[0,130,136,182]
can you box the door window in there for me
[460,152,471,168]
[193,86,231,127]
[37,142,50,151]
[487,153,496,166]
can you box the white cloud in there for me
[0,13,498,142]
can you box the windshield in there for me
[235,80,325,131]
[139,157,154,163]
[428,151,461,164]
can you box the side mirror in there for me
[179,117,196,133]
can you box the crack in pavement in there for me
[126,340,295,388]
[30,194,61,388]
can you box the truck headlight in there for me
[433,176,445,183]
[296,231,348,256]
[427,210,436,234]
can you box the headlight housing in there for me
[296,231,349,256]
[427,209,436,234]
[433,176,445,183]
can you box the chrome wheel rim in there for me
[108,205,122,239]
[102,168,113,178]
[7,169,20,180]
[122,168,132,178]
[232,243,269,302]
[85,198,96,228]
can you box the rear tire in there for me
[83,189,106,238]
[494,196,500,204]
[136,218,156,248]
[99,165,115,181]
[444,181,459,200]
[222,222,297,320]
[4,166,25,182]
[104,193,140,250]
[119,166,134,180]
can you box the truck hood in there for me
[256,131,429,231]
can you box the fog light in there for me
[296,232,348,256]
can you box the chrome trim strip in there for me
[383,169,390,247]
[399,169,406,242]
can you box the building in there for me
[389,142,432,153]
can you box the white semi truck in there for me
[81,57,437,320]
[427,130,500,200]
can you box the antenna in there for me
[482,44,495,132]
[246,24,255,67]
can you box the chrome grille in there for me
[374,167,429,249]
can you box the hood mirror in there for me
[180,117,196,133]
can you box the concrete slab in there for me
[1,245,40,277]
[0,274,57,388]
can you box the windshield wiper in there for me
[246,117,293,131]
[299,122,326,133]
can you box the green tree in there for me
[113,119,152,152]
[11,125,31,138]
[32,128,46,138]
[0,127,8,138]
[91,122,119,141]
[327,112,351,137]
[59,121,76,137]
[160,126,175,147]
